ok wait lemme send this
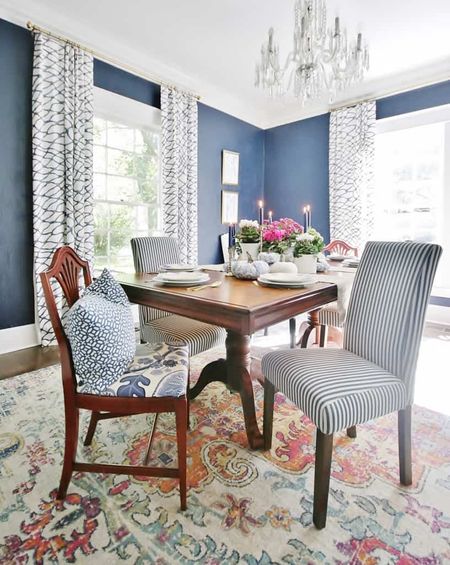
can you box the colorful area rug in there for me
[1,347,450,564]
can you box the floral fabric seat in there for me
[78,343,189,398]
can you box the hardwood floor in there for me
[0,346,60,380]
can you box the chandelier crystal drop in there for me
[255,0,369,104]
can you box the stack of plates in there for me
[154,271,210,287]
[258,273,317,288]
[342,257,360,268]
[160,263,197,272]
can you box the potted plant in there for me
[236,220,261,260]
[262,218,303,260]
[292,227,324,273]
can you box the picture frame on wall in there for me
[221,190,239,224]
[222,150,240,185]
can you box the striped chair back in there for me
[131,237,180,323]
[344,241,442,403]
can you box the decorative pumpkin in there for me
[269,261,297,274]
[258,252,280,265]
[232,258,270,280]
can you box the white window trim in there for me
[377,103,450,134]
[94,86,160,131]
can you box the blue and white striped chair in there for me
[131,237,226,356]
[262,241,442,529]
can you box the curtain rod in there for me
[26,21,201,101]
[330,75,450,112]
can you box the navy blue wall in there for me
[94,60,161,109]
[198,104,265,263]
[377,80,450,120]
[264,113,330,240]
[0,20,34,329]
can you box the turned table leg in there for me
[299,309,321,348]
[189,330,264,450]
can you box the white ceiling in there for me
[1,0,450,128]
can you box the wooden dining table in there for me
[116,271,337,450]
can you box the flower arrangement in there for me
[262,217,303,254]
[293,227,324,257]
[235,219,261,243]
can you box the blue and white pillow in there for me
[65,269,136,394]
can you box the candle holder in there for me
[226,245,236,275]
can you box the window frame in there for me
[93,87,162,271]
[375,103,450,301]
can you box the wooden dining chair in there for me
[323,239,358,257]
[131,237,225,355]
[262,241,442,529]
[40,246,189,509]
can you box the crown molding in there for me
[0,3,266,128]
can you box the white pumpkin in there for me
[269,261,297,274]
[231,260,270,280]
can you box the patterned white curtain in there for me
[161,86,198,263]
[329,101,376,251]
[32,32,94,346]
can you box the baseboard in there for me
[0,324,40,355]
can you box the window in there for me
[375,105,450,293]
[93,88,161,271]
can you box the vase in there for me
[294,254,318,274]
[239,243,260,261]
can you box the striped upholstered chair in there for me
[262,241,442,529]
[131,237,226,356]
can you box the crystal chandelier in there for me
[255,0,369,104]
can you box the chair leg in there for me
[289,317,296,349]
[319,324,328,348]
[143,414,159,465]
[347,425,357,438]
[313,429,334,530]
[398,406,412,486]
[175,398,188,511]
[264,327,269,336]
[57,408,80,500]
[263,380,275,450]
[84,411,100,446]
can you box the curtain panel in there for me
[32,32,94,346]
[329,101,376,251]
[161,86,198,264]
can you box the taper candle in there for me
[307,204,311,229]
[268,210,273,223]
[258,200,264,226]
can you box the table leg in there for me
[189,330,264,450]
[299,309,320,348]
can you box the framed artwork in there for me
[221,190,239,224]
[222,150,240,185]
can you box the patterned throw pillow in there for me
[64,269,136,394]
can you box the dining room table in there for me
[116,269,338,450]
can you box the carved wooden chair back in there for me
[323,239,358,257]
[39,246,92,401]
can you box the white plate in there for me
[155,279,210,287]
[154,273,209,286]
[258,275,317,288]
[161,263,197,272]
[156,271,207,281]
[259,273,315,284]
